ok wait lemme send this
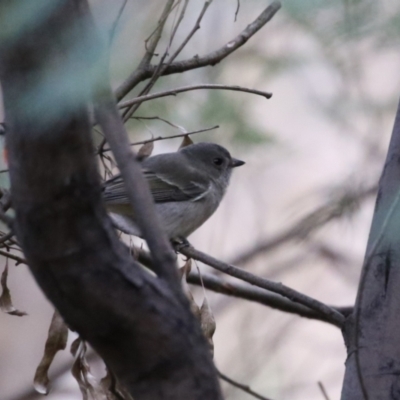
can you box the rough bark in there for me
[0,1,222,399]
[341,99,400,399]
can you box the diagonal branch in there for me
[115,1,282,101]
[177,245,345,327]
[94,87,180,290]
[187,271,350,327]
[218,371,273,400]
[232,184,378,265]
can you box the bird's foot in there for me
[171,237,191,252]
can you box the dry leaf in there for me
[178,258,192,280]
[71,340,98,400]
[72,339,124,400]
[136,140,154,161]
[0,262,27,316]
[179,135,193,149]
[34,310,68,394]
[187,289,201,320]
[200,297,216,357]
[100,367,134,400]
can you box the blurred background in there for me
[1,0,400,399]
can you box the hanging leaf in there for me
[200,296,216,357]
[100,367,134,400]
[187,289,201,321]
[0,261,27,316]
[136,140,154,161]
[72,339,123,400]
[33,310,68,394]
[178,135,194,149]
[178,258,192,280]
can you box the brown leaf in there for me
[72,339,124,400]
[34,310,68,394]
[136,140,154,161]
[100,367,134,400]
[187,289,201,320]
[179,135,193,149]
[178,258,192,280]
[200,297,216,357]
[71,340,98,400]
[0,262,27,316]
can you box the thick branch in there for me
[95,91,180,289]
[115,1,282,101]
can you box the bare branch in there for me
[167,0,213,64]
[218,371,273,400]
[318,381,331,400]
[101,125,219,153]
[176,245,345,327]
[0,250,26,265]
[187,271,349,326]
[118,84,272,109]
[115,1,282,101]
[232,184,378,265]
[109,0,128,45]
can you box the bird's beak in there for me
[230,158,245,168]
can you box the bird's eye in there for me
[213,157,224,166]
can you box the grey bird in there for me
[103,142,245,240]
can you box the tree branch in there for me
[218,370,273,400]
[177,245,345,327]
[118,84,272,109]
[115,1,282,101]
[187,271,350,327]
[94,89,180,290]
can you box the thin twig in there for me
[118,84,272,109]
[0,250,27,265]
[167,0,212,64]
[177,245,345,327]
[234,0,240,22]
[318,381,331,400]
[142,0,175,68]
[101,125,219,153]
[218,370,273,400]
[109,0,128,45]
[115,1,282,101]
[122,0,215,121]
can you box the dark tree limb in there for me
[187,271,351,327]
[0,2,222,399]
[341,99,400,399]
[176,245,345,327]
[94,90,180,290]
[115,1,282,101]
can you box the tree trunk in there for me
[341,98,400,399]
[0,1,222,399]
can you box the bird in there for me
[103,142,244,241]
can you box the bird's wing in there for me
[103,170,209,205]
